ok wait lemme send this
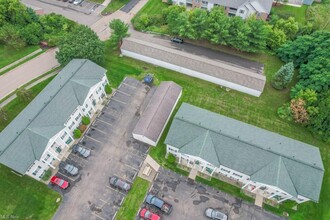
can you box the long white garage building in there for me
[132,81,182,146]
[121,37,266,97]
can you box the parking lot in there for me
[140,168,286,220]
[22,0,102,25]
[52,78,152,220]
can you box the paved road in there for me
[21,0,102,26]
[129,30,264,74]
[0,48,59,100]
[121,0,140,13]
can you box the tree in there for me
[165,5,187,35]
[271,62,294,90]
[109,19,129,48]
[0,108,8,122]
[290,98,309,124]
[167,153,176,164]
[245,16,269,52]
[56,25,105,65]
[267,27,286,50]
[20,22,43,45]
[226,16,251,51]
[0,23,26,49]
[274,17,299,40]
[188,8,208,40]
[16,87,32,102]
[204,7,230,45]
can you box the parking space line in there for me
[91,127,107,135]
[57,171,76,182]
[122,82,137,89]
[111,97,126,105]
[97,118,114,127]
[99,198,108,204]
[124,163,139,172]
[85,135,103,144]
[102,110,119,118]
[105,185,126,196]
[104,107,121,116]
[69,152,88,162]
[91,212,105,220]
[127,149,145,160]
[114,173,134,184]
[116,89,131,97]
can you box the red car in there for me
[140,208,161,220]
[50,176,69,189]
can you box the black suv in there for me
[170,37,184,44]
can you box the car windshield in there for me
[214,211,225,219]
[59,179,65,186]
[145,210,151,218]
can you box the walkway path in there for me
[0,70,59,108]
[0,48,59,100]
[91,0,148,40]
[0,48,43,73]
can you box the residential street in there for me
[0,48,59,100]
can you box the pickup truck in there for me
[145,193,173,214]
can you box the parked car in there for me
[50,176,69,189]
[139,208,161,220]
[109,176,131,192]
[73,145,90,158]
[62,163,79,176]
[68,0,75,3]
[73,0,83,5]
[145,193,173,214]
[170,37,184,44]
[205,208,228,220]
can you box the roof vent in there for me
[313,163,316,165]
[292,156,295,158]
[237,136,240,139]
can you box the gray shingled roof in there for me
[165,103,324,202]
[133,81,182,145]
[0,59,106,174]
[208,0,273,14]
[121,38,266,93]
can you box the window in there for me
[33,166,41,176]
[68,121,75,130]
[75,113,81,121]
[239,9,245,14]
[66,137,73,145]
[61,132,67,140]
[232,173,243,178]
[44,154,50,161]
[220,168,230,173]
[55,146,62,153]
[85,104,88,108]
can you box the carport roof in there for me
[165,103,324,202]
[133,81,182,145]
[0,59,106,174]
[121,38,266,92]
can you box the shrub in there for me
[277,103,292,121]
[271,62,294,90]
[105,84,112,94]
[79,124,87,133]
[73,129,82,139]
[167,153,176,164]
[82,116,90,125]
[41,169,52,181]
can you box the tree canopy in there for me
[109,19,129,48]
[56,25,105,65]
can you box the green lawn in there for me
[116,177,150,220]
[102,0,130,14]
[0,165,61,219]
[89,0,104,4]
[272,4,308,24]
[0,45,39,69]
[131,0,169,33]
[0,76,60,219]
[101,43,329,219]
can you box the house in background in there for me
[165,103,324,205]
[0,59,109,181]
[132,81,182,146]
[169,0,273,20]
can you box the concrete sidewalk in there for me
[0,48,60,100]
[91,0,148,40]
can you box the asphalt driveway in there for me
[52,78,152,220]
[141,168,286,220]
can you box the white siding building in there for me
[0,59,108,181]
[165,103,324,204]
